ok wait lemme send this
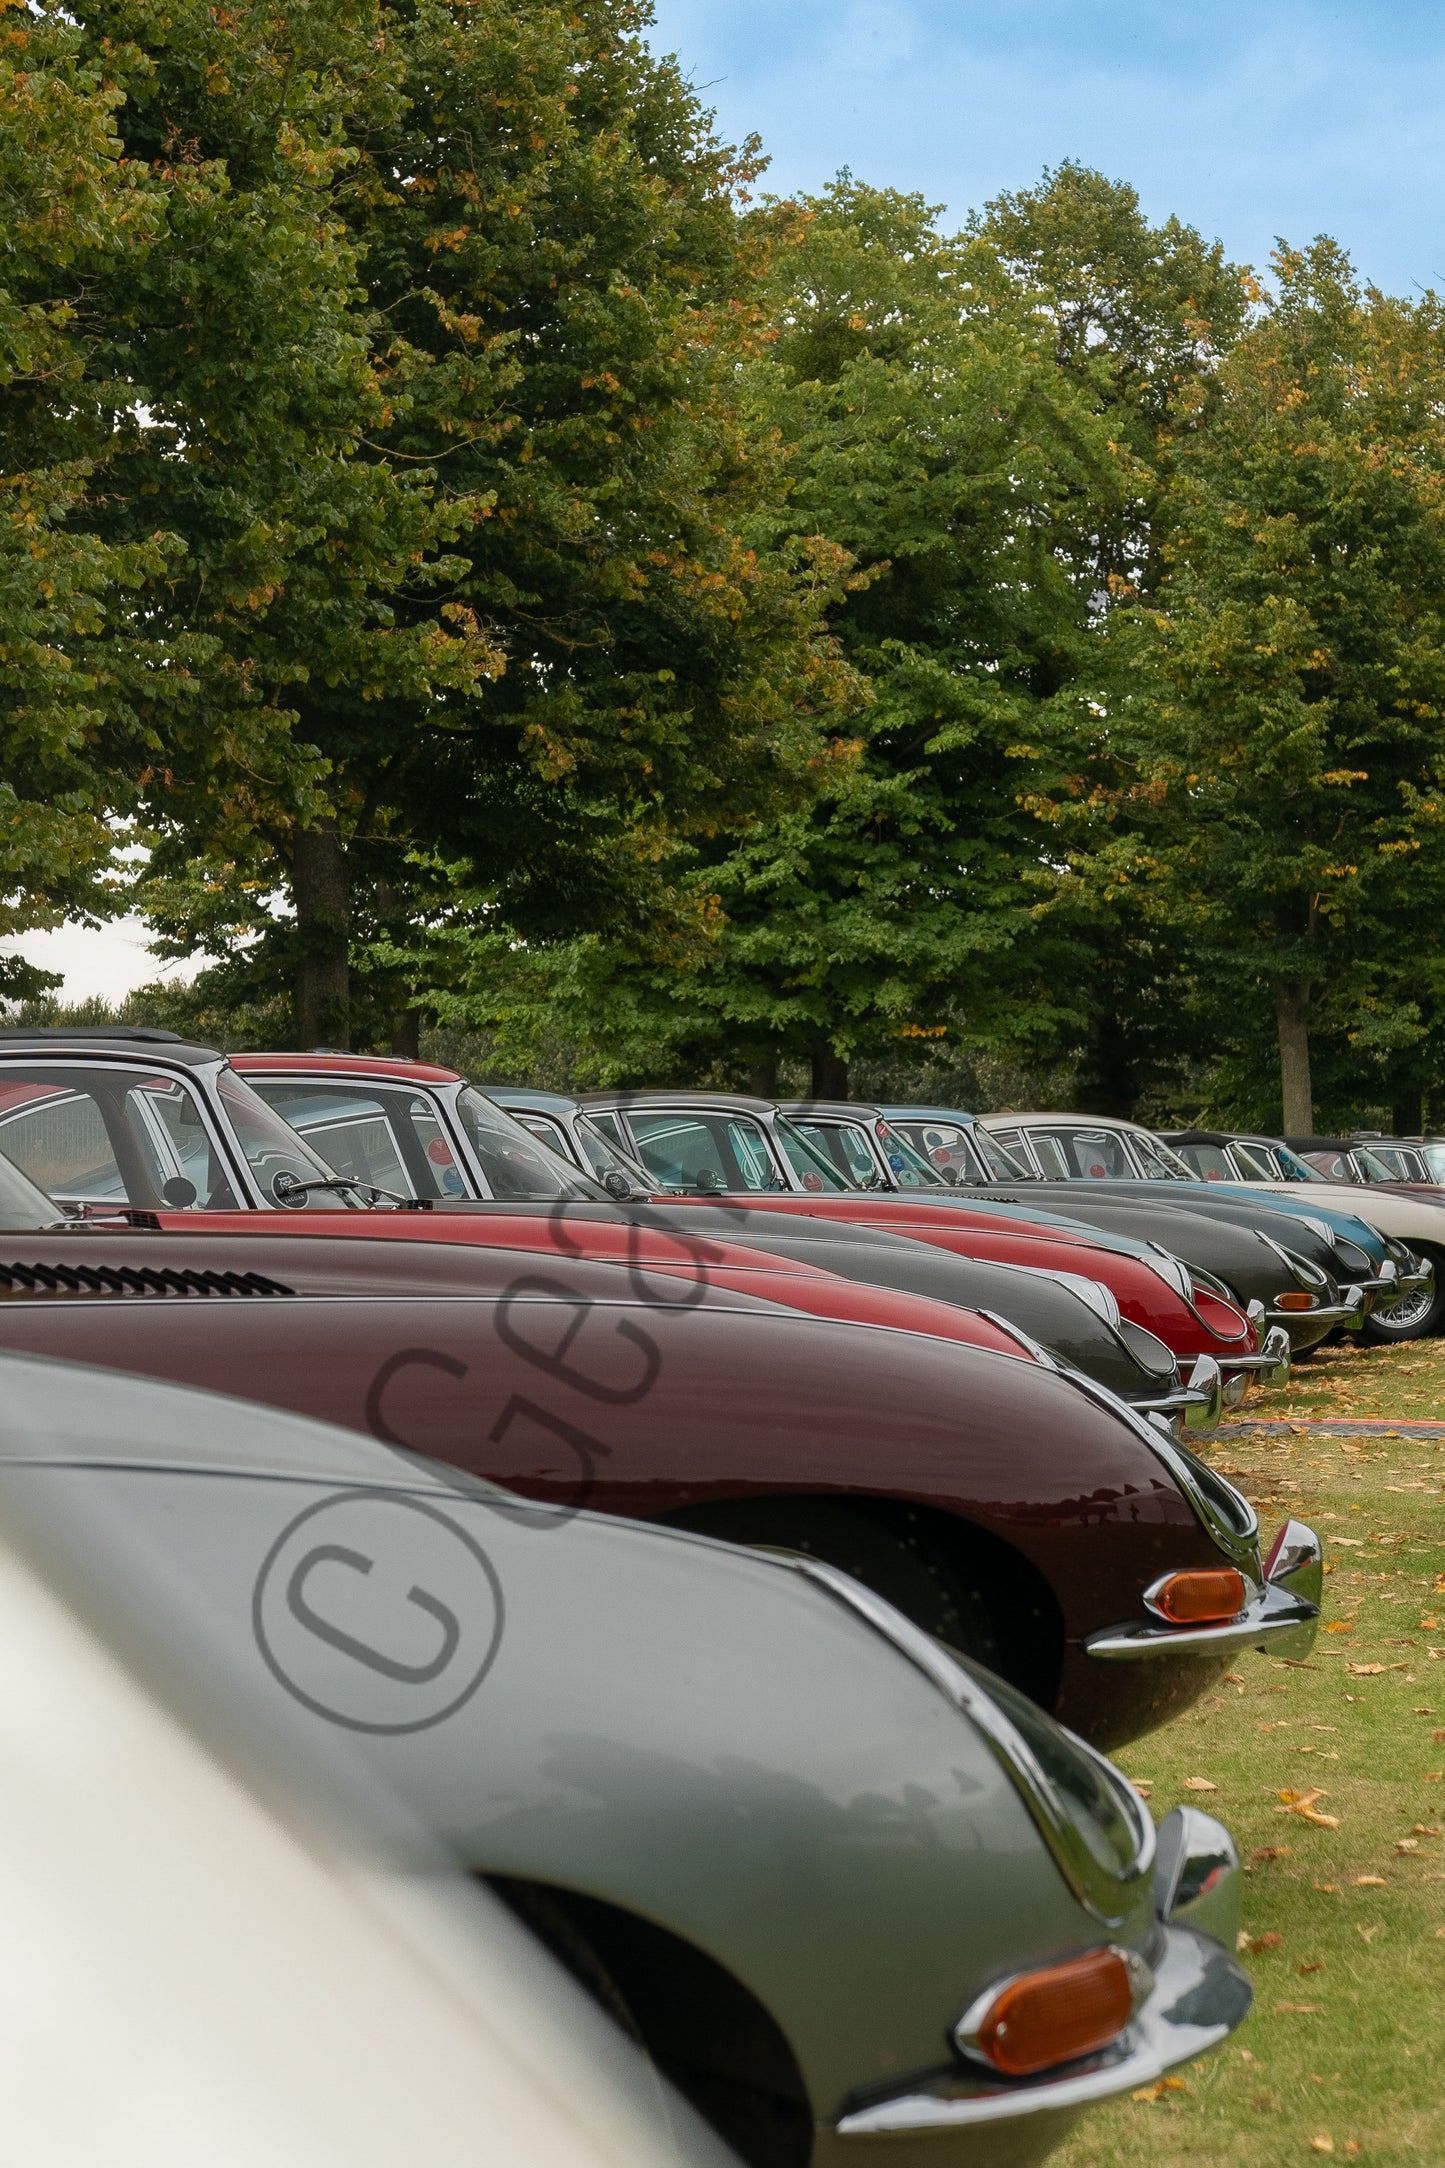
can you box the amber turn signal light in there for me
[958,1947,1136,2078]
[1275,1291,1315,1311]
[1146,1567,1246,1625]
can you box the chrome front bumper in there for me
[1260,1283,1368,1332]
[835,1809,1249,2140]
[1084,1518,1322,1663]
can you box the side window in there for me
[0,1068,238,1211]
[787,1120,872,1185]
[0,1085,127,1206]
[587,1110,628,1150]
[133,1079,240,1208]
[1028,1133,1070,1180]
[725,1119,784,1190]
[1179,1143,1234,1180]
[1042,1129,1133,1179]
[513,1111,577,1162]
[626,1111,782,1192]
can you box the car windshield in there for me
[1231,1139,1321,1181]
[1130,1132,1193,1179]
[245,1077,469,1201]
[0,1061,245,1214]
[214,1071,358,1208]
[1353,1144,1402,1183]
[507,1107,652,1191]
[620,1109,791,1193]
[453,1089,609,1201]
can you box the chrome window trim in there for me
[768,1553,1153,1925]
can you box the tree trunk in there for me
[1275,980,1312,1135]
[808,1042,849,1100]
[293,821,351,1049]
[1392,1092,1423,1136]
[747,1052,778,1100]
[374,879,419,1060]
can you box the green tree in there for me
[511,177,1119,1095]
[0,6,186,994]
[969,166,1254,1114]
[1064,242,1445,1132]
[120,0,853,1047]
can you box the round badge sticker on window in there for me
[801,1172,823,1192]
[426,1138,455,1165]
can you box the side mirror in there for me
[601,1170,634,1200]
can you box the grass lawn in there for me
[1055,1339,1445,2166]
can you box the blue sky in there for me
[646,1,1445,296]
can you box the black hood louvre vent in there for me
[0,1261,294,1299]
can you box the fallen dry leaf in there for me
[1315,1883,1342,1893]
[1131,2075,1188,2104]
[1298,1961,1323,1974]
[1396,1838,1421,1854]
[1325,1620,1357,1634]
[1130,1779,1153,1797]
[1251,1845,1293,1863]
[1184,1776,1218,1792]
[1279,2000,1323,2013]
[1246,1930,1284,1953]
[1354,1874,1388,1886]
[1357,1924,1382,1943]
[1413,1824,1444,1836]
[1309,2137,1335,2155]
[1347,1662,1385,1676]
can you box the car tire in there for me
[1362,1257,1445,1342]
[491,1882,812,2168]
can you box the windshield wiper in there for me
[269,1172,427,1210]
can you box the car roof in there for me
[776,1099,882,1119]
[578,1090,779,1116]
[232,1051,462,1086]
[877,1105,982,1123]
[987,1109,1157,1135]
[1284,1134,1355,1151]
[0,1027,219,1068]
[488,1088,584,1114]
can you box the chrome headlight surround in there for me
[1258,1233,1330,1292]
[1059,1368,1261,1576]
[769,1553,1153,1926]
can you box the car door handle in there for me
[285,1543,461,1683]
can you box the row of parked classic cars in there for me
[8,1027,1439,2164]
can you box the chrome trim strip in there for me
[835,1925,1250,2136]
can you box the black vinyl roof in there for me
[0,1027,220,1068]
